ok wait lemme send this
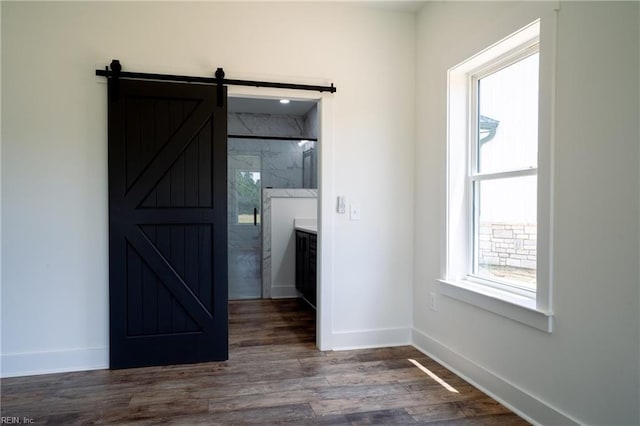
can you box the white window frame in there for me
[440,19,555,332]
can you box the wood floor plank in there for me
[426,413,529,425]
[208,388,318,413]
[406,401,467,423]
[205,402,318,424]
[345,408,417,425]
[0,299,528,425]
[308,385,489,418]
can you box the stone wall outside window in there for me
[478,223,536,270]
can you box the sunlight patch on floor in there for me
[408,358,459,393]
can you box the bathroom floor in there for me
[229,248,261,299]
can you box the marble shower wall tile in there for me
[303,104,318,139]
[229,138,305,189]
[228,113,311,138]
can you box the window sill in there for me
[438,279,553,332]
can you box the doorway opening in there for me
[227,96,321,345]
[227,97,318,301]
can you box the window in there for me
[236,170,261,224]
[229,154,261,225]
[441,19,554,332]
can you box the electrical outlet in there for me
[429,292,437,311]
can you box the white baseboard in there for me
[331,327,411,350]
[270,286,300,299]
[1,347,108,378]
[411,328,579,426]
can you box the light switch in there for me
[337,196,346,214]
[350,204,361,221]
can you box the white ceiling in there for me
[228,97,317,116]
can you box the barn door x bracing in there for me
[108,79,228,369]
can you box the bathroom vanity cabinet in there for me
[295,230,317,308]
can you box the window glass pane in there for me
[477,53,539,174]
[474,175,537,290]
[236,171,261,224]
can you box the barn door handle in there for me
[254,208,258,226]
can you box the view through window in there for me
[471,51,539,291]
[236,170,261,224]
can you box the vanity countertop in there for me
[295,224,317,234]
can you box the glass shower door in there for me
[228,154,262,299]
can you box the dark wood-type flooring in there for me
[1,299,528,425]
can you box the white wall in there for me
[271,198,317,298]
[414,2,640,425]
[1,2,416,376]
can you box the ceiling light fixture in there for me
[279,99,290,104]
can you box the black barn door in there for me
[108,79,228,369]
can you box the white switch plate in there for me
[350,204,361,221]
[429,292,437,311]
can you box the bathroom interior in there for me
[227,97,318,313]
